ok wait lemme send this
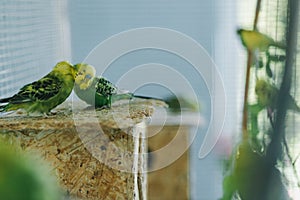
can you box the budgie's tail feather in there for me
[111,93,164,103]
[133,95,164,102]
[0,97,12,103]
[0,105,7,112]
[0,97,10,112]
[271,41,286,49]
[112,93,133,101]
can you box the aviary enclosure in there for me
[222,0,300,199]
[0,0,300,200]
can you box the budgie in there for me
[237,29,286,52]
[255,79,300,112]
[0,61,77,115]
[74,63,161,108]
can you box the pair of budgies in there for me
[0,62,153,115]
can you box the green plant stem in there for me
[242,0,262,139]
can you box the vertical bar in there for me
[265,0,299,198]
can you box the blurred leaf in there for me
[220,140,289,200]
[221,174,236,200]
[248,103,263,136]
[0,142,61,200]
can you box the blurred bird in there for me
[0,61,77,115]
[164,95,199,113]
[74,63,162,108]
[255,79,300,112]
[237,29,286,51]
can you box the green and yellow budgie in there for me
[74,63,161,108]
[0,61,77,114]
[237,29,286,51]
[255,79,300,112]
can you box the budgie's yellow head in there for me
[53,61,77,78]
[74,63,96,90]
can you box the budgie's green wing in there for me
[77,76,148,109]
[95,77,118,96]
[93,77,118,108]
[9,76,62,104]
[74,77,118,108]
[0,74,65,113]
